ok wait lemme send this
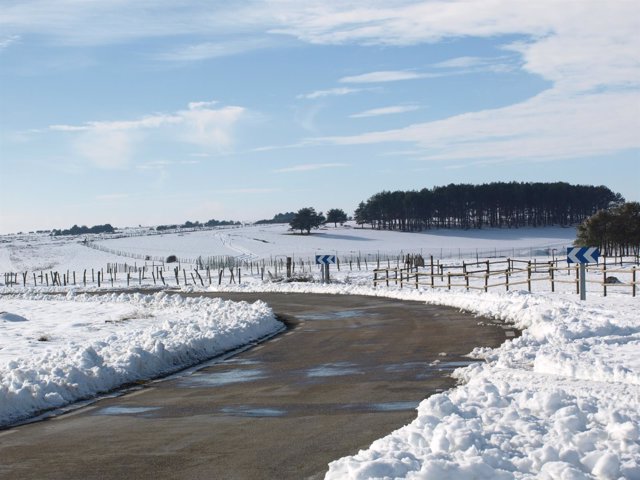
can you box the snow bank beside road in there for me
[198,282,639,479]
[0,292,282,427]
[319,288,640,479]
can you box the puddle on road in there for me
[220,406,286,417]
[298,310,376,321]
[337,401,420,413]
[224,358,262,366]
[307,362,362,378]
[95,406,160,416]
[384,362,432,373]
[434,360,477,369]
[370,401,420,412]
[179,369,267,387]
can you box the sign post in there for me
[567,247,600,300]
[316,255,336,284]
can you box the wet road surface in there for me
[0,292,515,479]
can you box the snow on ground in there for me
[197,282,640,479]
[0,292,282,427]
[0,233,135,273]
[1,226,639,478]
[0,224,572,274]
[89,223,576,263]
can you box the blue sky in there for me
[1,1,638,233]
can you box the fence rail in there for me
[373,257,638,297]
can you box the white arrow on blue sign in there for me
[567,246,600,264]
[316,255,336,265]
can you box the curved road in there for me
[0,293,515,480]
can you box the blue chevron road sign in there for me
[315,255,336,265]
[567,246,600,264]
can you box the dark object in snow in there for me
[604,276,622,284]
[166,255,178,263]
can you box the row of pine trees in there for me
[354,182,623,231]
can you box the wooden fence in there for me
[373,257,638,297]
[2,265,245,289]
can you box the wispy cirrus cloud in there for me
[4,1,639,167]
[157,38,273,62]
[274,163,348,173]
[297,87,365,99]
[350,105,420,118]
[50,101,246,168]
[339,70,435,83]
[0,35,20,51]
[321,89,639,162]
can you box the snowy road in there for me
[0,293,511,480]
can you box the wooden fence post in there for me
[603,263,607,297]
[430,255,434,288]
[550,265,555,293]
[527,261,532,292]
[447,272,451,290]
[576,265,580,294]
[633,266,636,297]
[484,273,488,293]
[505,269,509,291]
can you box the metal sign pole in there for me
[580,263,586,301]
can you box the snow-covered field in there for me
[1,225,638,479]
[0,223,576,273]
[92,223,575,261]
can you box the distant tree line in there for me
[156,219,240,231]
[255,212,296,225]
[52,224,115,236]
[354,182,623,231]
[576,202,640,256]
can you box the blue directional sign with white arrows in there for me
[567,247,600,264]
[316,255,336,265]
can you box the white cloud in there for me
[297,87,364,99]
[340,70,432,83]
[0,35,19,51]
[431,55,515,73]
[6,1,640,164]
[350,105,420,118]
[50,101,246,168]
[188,101,218,110]
[158,38,272,62]
[322,89,640,162]
[433,56,487,69]
[74,129,135,169]
[275,163,348,173]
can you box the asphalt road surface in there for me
[0,292,515,480]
